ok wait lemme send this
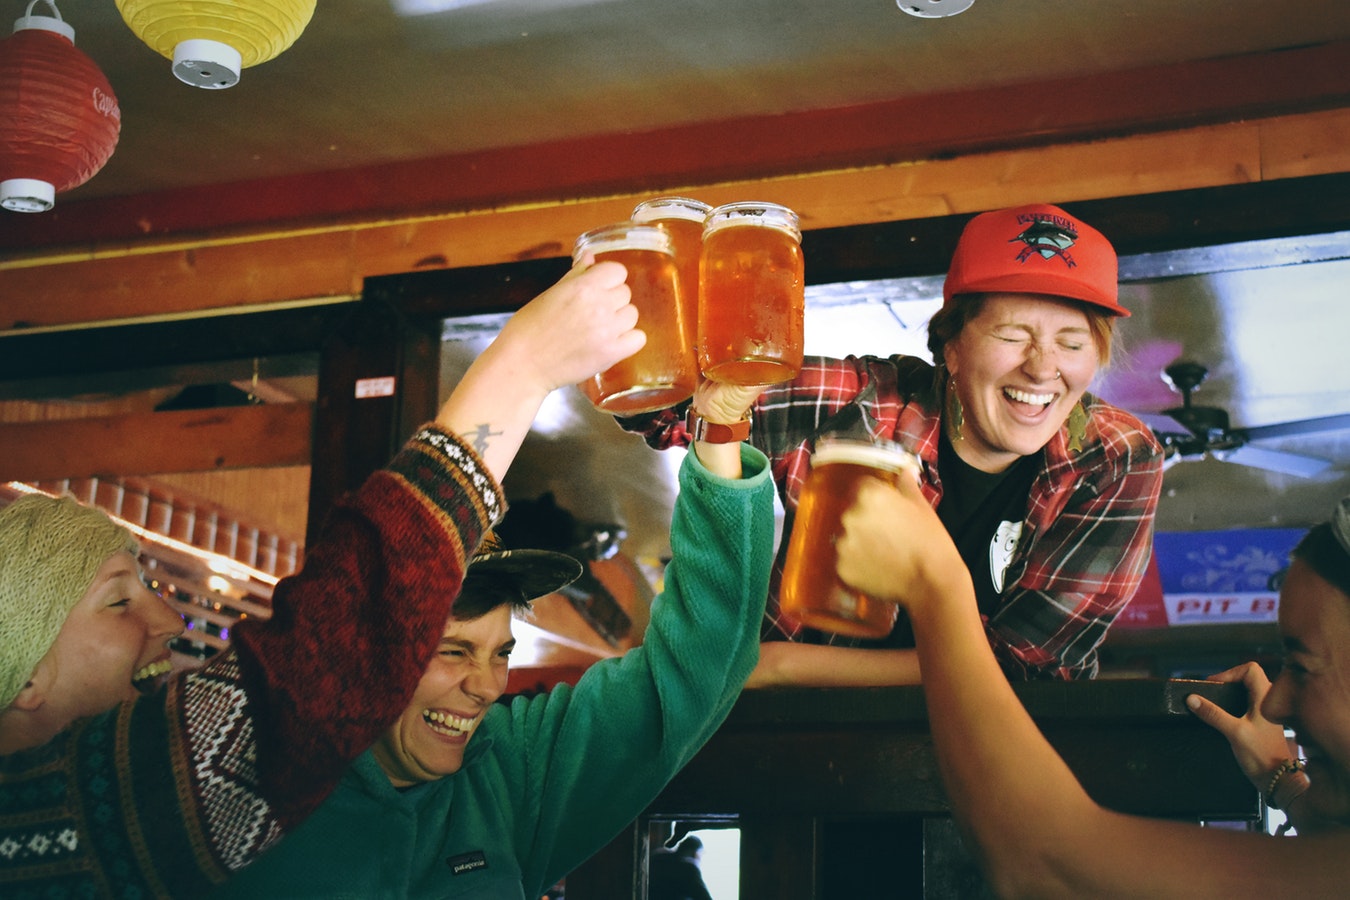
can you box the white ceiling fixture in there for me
[897,0,975,18]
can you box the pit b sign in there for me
[1166,592,1280,625]
[1153,528,1304,626]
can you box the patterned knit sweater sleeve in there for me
[0,424,503,899]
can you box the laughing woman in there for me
[619,203,1164,684]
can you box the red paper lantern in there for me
[0,1,120,212]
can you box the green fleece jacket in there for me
[211,444,775,899]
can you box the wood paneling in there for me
[152,468,310,547]
[0,403,313,482]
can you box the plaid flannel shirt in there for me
[618,354,1164,679]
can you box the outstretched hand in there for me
[1186,661,1295,787]
[493,255,646,396]
[835,476,961,610]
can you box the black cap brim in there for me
[461,549,583,605]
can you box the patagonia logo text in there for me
[446,851,488,875]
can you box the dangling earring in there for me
[945,375,964,442]
[1066,400,1089,454]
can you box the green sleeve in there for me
[506,444,775,896]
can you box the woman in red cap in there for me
[620,202,1163,684]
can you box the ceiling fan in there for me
[1138,361,1350,478]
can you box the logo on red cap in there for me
[1011,214,1079,267]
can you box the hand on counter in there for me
[1185,661,1294,789]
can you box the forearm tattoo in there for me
[466,423,503,455]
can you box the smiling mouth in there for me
[132,658,172,693]
[423,710,478,738]
[1004,387,1056,407]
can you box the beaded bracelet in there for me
[1263,758,1308,810]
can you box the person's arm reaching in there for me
[438,257,643,482]
[687,379,768,479]
[507,382,777,893]
[236,255,645,821]
[834,477,1349,900]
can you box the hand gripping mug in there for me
[780,438,922,639]
[572,221,700,415]
[698,201,805,386]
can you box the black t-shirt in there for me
[935,431,1040,616]
[875,432,1039,649]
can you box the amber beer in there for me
[780,438,922,639]
[699,201,804,385]
[572,221,699,415]
[632,196,710,329]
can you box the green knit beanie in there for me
[0,494,139,709]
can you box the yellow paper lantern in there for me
[114,0,316,89]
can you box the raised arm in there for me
[834,477,1350,900]
[515,441,777,891]
[747,642,921,688]
[236,256,644,821]
[437,257,644,481]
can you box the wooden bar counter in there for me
[566,678,1257,899]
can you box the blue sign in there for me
[1152,528,1304,625]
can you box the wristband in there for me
[686,408,751,444]
[1264,758,1309,810]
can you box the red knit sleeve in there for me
[223,424,504,825]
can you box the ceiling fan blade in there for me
[1135,412,1193,436]
[1234,412,1350,441]
[1213,444,1333,478]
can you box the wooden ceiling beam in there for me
[5,106,1349,333]
[0,403,313,482]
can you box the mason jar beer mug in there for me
[631,196,710,313]
[572,221,699,415]
[699,201,805,385]
[780,438,922,639]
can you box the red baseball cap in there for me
[942,203,1128,317]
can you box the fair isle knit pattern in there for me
[1,424,503,897]
[0,816,79,867]
[0,729,92,899]
[409,426,503,526]
[182,655,283,872]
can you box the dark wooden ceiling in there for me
[3,0,1349,249]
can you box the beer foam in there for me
[573,223,673,261]
[812,440,920,477]
[703,202,801,241]
[632,197,711,223]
